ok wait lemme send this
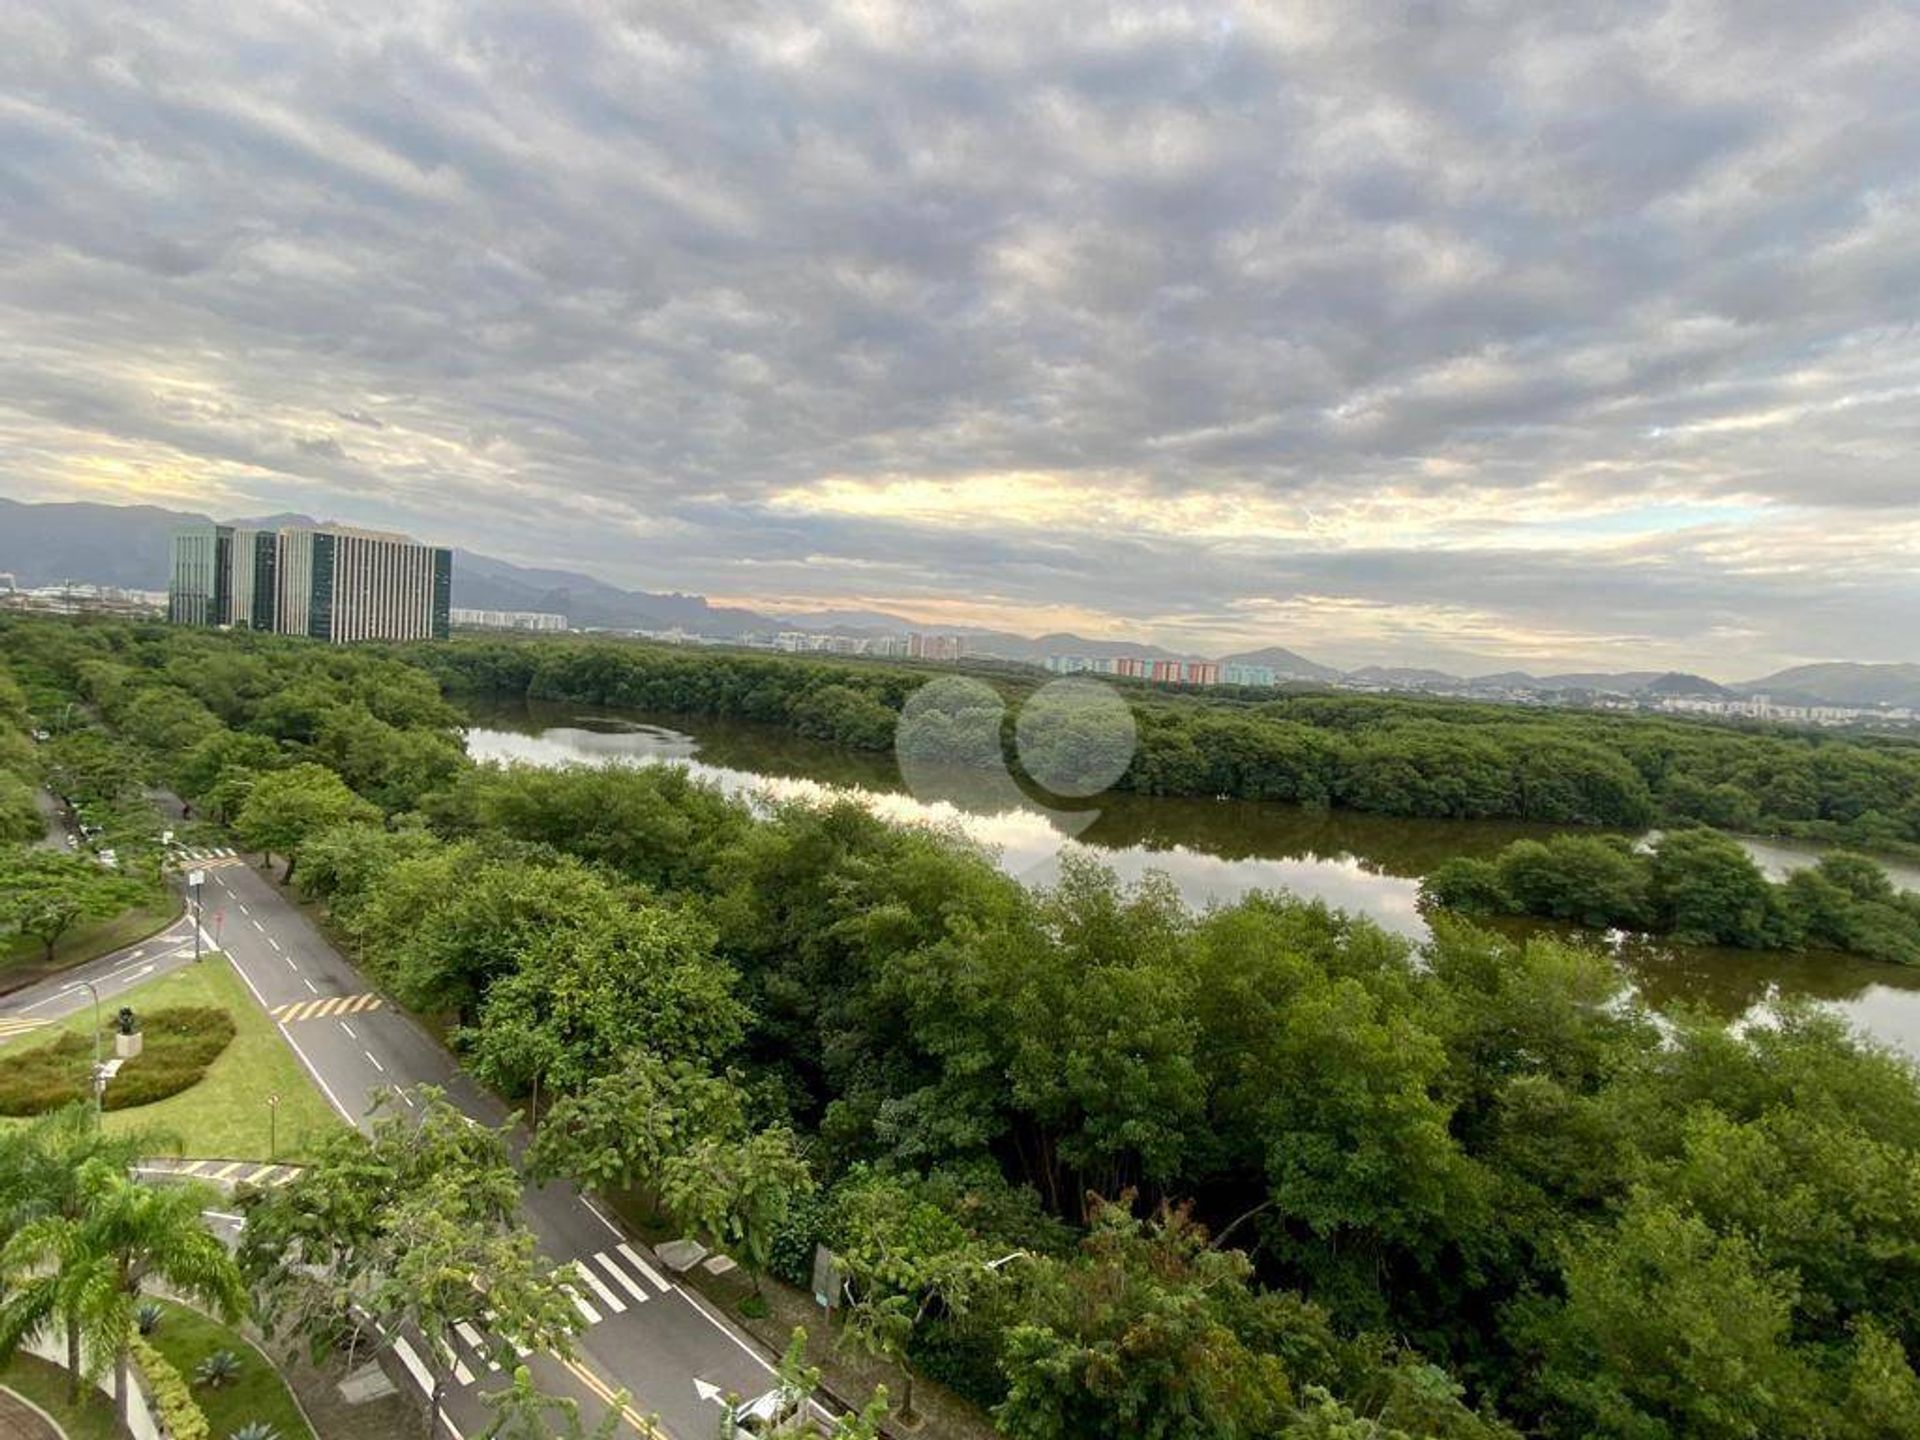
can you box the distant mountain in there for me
[1740,663,1920,709]
[1346,666,1464,689]
[1642,671,1732,698]
[0,497,190,588]
[776,608,921,634]
[1219,646,1343,681]
[0,496,781,634]
[448,550,771,634]
[1533,671,1666,693]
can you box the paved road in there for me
[3,850,781,1439]
[0,910,202,1045]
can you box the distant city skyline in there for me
[2,3,1917,675]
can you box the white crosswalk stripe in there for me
[617,1242,673,1294]
[591,1250,651,1304]
[572,1260,627,1315]
[454,1321,503,1372]
[562,1285,601,1326]
[390,1336,434,1395]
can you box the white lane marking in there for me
[617,1243,672,1295]
[390,1335,434,1394]
[572,1262,627,1315]
[592,1251,650,1304]
[285,956,298,971]
[398,1090,417,1108]
[339,1020,357,1040]
[252,919,265,933]
[562,1286,602,1325]
[454,1321,486,1350]
[303,978,319,994]
[580,1196,622,1239]
[238,904,249,916]
[275,1021,356,1126]
[267,937,282,952]
[364,1050,386,1073]
[452,1355,474,1387]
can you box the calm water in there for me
[463,700,1920,1058]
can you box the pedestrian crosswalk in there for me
[172,846,244,871]
[272,993,383,1023]
[384,1246,675,1398]
[559,1245,675,1326]
[0,1016,49,1043]
[134,1159,304,1189]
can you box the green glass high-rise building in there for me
[168,523,451,643]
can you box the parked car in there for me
[729,1388,809,1438]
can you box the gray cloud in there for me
[1,0,1918,674]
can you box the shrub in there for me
[132,1335,210,1440]
[228,1424,281,1440]
[137,1301,165,1336]
[0,1005,237,1115]
[194,1349,244,1389]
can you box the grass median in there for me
[0,954,345,1162]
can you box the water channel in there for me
[463,699,1920,1058]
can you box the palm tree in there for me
[0,1159,245,1414]
[0,1105,178,1401]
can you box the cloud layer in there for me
[2,1,1918,674]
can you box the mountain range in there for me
[3,496,1918,709]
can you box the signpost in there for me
[268,1093,280,1161]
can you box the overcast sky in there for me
[2,2,1918,676]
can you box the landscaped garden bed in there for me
[0,1006,235,1115]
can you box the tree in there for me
[239,1089,581,1437]
[1494,836,1647,930]
[0,848,146,963]
[0,1161,245,1415]
[1648,828,1781,947]
[830,1169,995,1424]
[525,1051,745,1207]
[1516,1195,1822,1439]
[477,1363,628,1440]
[994,1201,1297,1440]
[0,1106,178,1398]
[231,762,380,884]
[660,1127,814,1296]
[460,903,747,1097]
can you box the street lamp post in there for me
[267,1094,279,1161]
[188,869,205,961]
[78,979,105,1121]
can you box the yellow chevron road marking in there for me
[0,1017,49,1041]
[270,993,383,1023]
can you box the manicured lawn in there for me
[0,956,344,1163]
[0,901,183,995]
[146,1301,315,1440]
[0,1351,127,1440]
